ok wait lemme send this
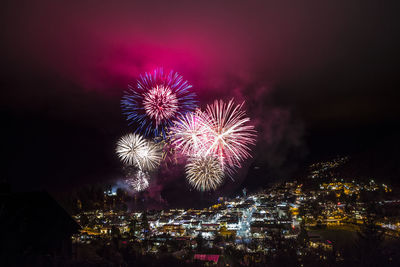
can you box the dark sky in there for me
[1,1,399,204]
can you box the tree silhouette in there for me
[141,211,150,238]
[195,233,204,252]
[129,217,138,238]
[213,232,223,246]
[80,214,89,227]
[355,203,385,266]
[266,230,299,266]
[297,220,309,248]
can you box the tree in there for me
[266,230,298,266]
[116,188,124,199]
[355,203,386,266]
[141,211,150,239]
[80,214,89,227]
[129,218,138,237]
[310,200,322,220]
[111,225,120,238]
[213,233,223,245]
[195,233,204,252]
[297,220,309,248]
[111,225,121,249]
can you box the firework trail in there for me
[200,99,257,174]
[121,68,197,138]
[185,156,224,191]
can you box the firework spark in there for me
[121,69,197,138]
[116,133,162,171]
[185,156,224,191]
[200,99,257,173]
[169,110,209,156]
[126,170,150,192]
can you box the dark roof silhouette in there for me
[0,191,80,257]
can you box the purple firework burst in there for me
[121,68,197,138]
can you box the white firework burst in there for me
[185,156,224,191]
[140,140,163,171]
[116,133,163,171]
[116,133,147,167]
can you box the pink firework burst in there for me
[169,110,209,156]
[200,99,257,173]
[143,85,179,126]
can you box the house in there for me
[162,224,185,235]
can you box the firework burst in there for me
[140,140,163,171]
[200,99,257,173]
[143,85,178,125]
[169,110,209,156]
[116,133,162,171]
[116,133,147,167]
[121,69,197,138]
[185,156,224,191]
[126,170,150,192]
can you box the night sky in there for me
[1,1,399,206]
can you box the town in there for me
[71,157,400,266]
